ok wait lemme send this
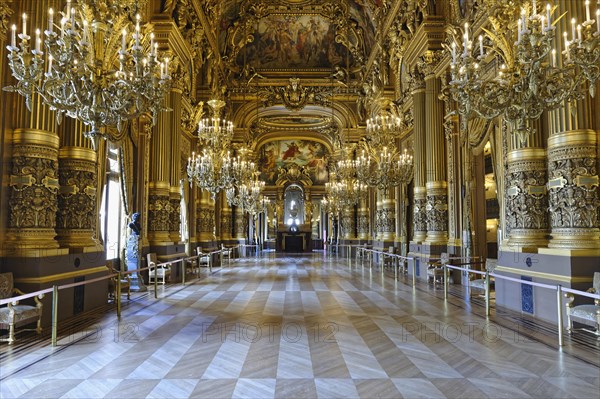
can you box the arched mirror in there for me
[284,184,304,226]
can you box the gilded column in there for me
[220,191,233,241]
[411,68,427,243]
[233,206,247,241]
[505,124,549,249]
[197,189,215,244]
[357,197,370,240]
[544,1,599,251]
[304,188,312,227]
[341,205,355,239]
[547,131,599,249]
[423,54,448,245]
[147,57,171,245]
[147,96,171,244]
[4,0,61,249]
[376,189,395,241]
[6,129,60,248]
[56,118,98,248]
[168,76,183,243]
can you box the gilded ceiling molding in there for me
[365,0,430,82]
[181,100,205,136]
[167,0,209,93]
[275,164,313,187]
[257,78,331,112]
[0,0,13,39]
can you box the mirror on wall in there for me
[284,184,304,226]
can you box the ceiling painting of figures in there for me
[258,140,330,185]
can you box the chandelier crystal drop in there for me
[448,0,599,143]
[4,0,172,149]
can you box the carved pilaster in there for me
[376,191,395,241]
[221,194,233,240]
[234,206,247,240]
[425,182,449,245]
[505,149,549,249]
[147,182,171,245]
[197,190,215,243]
[547,131,600,249]
[357,198,370,240]
[341,206,355,240]
[169,186,181,243]
[56,147,98,248]
[413,186,427,243]
[5,129,60,248]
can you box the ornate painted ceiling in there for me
[167,0,431,185]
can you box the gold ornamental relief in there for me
[8,156,58,229]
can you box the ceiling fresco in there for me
[257,140,330,185]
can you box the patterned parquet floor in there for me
[1,253,599,398]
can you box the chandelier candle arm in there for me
[4,2,172,149]
[448,0,599,142]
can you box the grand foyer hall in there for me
[1,0,599,397]
[1,254,599,399]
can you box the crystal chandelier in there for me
[448,0,599,143]
[4,0,171,149]
[226,173,265,215]
[187,99,235,199]
[325,178,367,208]
[354,114,413,193]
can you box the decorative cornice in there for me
[0,0,13,40]
[257,78,331,111]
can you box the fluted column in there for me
[424,64,448,245]
[357,197,370,240]
[56,118,98,248]
[147,81,172,244]
[168,84,183,243]
[4,0,60,249]
[411,69,427,243]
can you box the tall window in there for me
[99,145,126,260]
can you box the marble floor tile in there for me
[315,378,360,399]
[232,378,276,399]
[274,378,317,398]
[190,379,237,398]
[1,254,598,399]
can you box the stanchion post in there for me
[443,265,448,299]
[154,264,158,299]
[557,285,564,346]
[485,270,490,316]
[412,258,416,287]
[116,272,122,319]
[51,285,59,347]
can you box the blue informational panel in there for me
[521,276,534,314]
